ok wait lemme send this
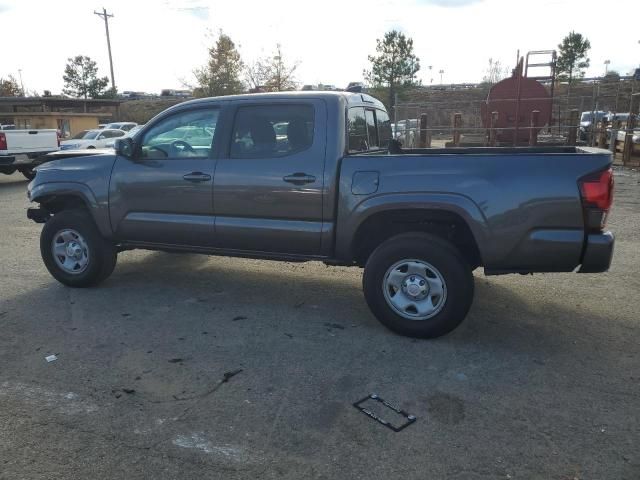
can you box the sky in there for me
[1,0,639,95]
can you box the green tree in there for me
[194,31,245,98]
[556,31,591,83]
[364,30,420,109]
[63,55,109,99]
[246,44,299,92]
[0,75,22,96]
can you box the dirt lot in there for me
[0,168,638,479]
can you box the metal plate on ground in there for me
[353,393,416,432]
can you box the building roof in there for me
[0,96,121,110]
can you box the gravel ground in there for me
[0,167,638,479]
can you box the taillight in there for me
[579,167,614,230]
[0,133,7,150]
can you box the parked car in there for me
[0,124,16,130]
[395,119,418,147]
[579,111,607,141]
[27,91,614,339]
[105,124,145,148]
[615,129,640,150]
[104,122,138,132]
[59,129,125,150]
[0,128,59,179]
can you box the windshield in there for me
[82,131,100,140]
[581,112,606,122]
[71,130,89,139]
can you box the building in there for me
[0,96,121,138]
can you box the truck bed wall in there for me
[336,148,612,272]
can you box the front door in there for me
[109,107,220,247]
[213,100,326,255]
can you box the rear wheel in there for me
[363,233,474,338]
[40,209,117,287]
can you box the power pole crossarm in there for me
[94,7,116,92]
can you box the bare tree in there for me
[482,58,508,85]
[245,44,299,92]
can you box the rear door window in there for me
[230,104,314,159]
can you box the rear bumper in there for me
[579,231,614,273]
[0,154,45,167]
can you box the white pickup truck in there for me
[0,129,59,180]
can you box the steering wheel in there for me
[171,140,196,155]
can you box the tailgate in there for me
[3,130,59,154]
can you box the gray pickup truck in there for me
[27,91,615,338]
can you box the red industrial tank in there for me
[481,66,552,144]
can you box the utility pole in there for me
[94,7,116,91]
[17,69,25,96]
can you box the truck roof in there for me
[175,90,386,110]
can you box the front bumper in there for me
[579,231,614,273]
[27,207,50,223]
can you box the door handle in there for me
[183,172,211,182]
[283,173,316,185]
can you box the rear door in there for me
[213,99,326,255]
[109,106,220,247]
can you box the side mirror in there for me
[114,137,134,157]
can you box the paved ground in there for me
[1,167,638,479]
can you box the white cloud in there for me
[1,0,638,95]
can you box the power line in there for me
[94,7,116,91]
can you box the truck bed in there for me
[337,146,612,273]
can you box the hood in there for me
[35,152,117,175]
[42,149,112,162]
[27,150,117,201]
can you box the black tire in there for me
[87,146,96,149]
[40,209,117,287]
[20,167,36,181]
[363,233,474,338]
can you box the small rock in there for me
[232,316,247,321]
[122,388,135,394]
[168,358,183,363]
[324,322,345,330]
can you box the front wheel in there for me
[363,233,474,338]
[40,209,117,287]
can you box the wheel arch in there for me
[30,182,112,238]
[341,193,490,268]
